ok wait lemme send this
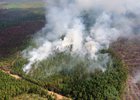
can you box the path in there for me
[0,67,71,100]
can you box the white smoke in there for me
[23,0,140,73]
[133,72,140,83]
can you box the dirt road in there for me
[0,67,71,100]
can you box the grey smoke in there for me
[23,0,140,73]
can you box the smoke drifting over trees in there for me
[23,0,140,73]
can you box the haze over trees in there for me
[0,0,131,99]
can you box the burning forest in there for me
[23,0,140,74]
[0,0,140,99]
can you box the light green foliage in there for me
[0,2,45,9]
[0,70,53,100]
[12,50,128,100]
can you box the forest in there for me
[12,50,128,100]
[0,1,129,99]
[0,70,54,100]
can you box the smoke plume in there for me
[23,0,140,73]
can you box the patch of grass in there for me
[14,93,47,100]
[0,2,45,9]
[0,53,19,67]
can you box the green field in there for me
[0,2,45,9]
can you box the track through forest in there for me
[0,67,71,100]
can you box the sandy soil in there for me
[0,68,21,79]
[112,36,140,100]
